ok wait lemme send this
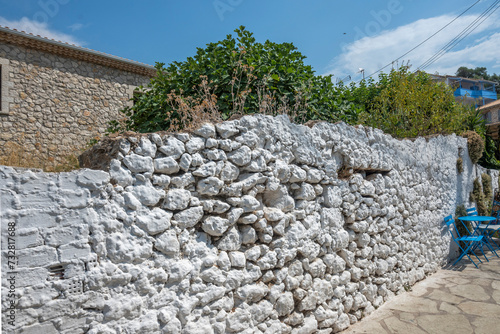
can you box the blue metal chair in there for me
[466,207,478,216]
[444,215,485,268]
[465,207,500,257]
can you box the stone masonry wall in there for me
[1,115,497,333]
[0,42,151,169]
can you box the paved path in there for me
[342,252,500,334]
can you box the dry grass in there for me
[1,142,81,172]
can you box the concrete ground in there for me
[341,251,500,334]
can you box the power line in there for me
[417,0,500,71]
[353,0,481,83]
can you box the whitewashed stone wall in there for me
[1,115,496,333]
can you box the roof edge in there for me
[0,26,156,77]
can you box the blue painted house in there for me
[430,74,498,107]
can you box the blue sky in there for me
[1,0,499,83]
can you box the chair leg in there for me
[453,242,481,268]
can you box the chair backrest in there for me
[444,215,461,240]
[491,200,500,217]
[466,207,478,216]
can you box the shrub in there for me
[462,131,484,164]
[456,157,463,173]
[355,67,473,138]
[471,177,488,216]
[109,26,360,134]
[481,173,493,212]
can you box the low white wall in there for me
[1,115,496,333]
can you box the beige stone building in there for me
[479,100,500,139]
[0,26,155,169]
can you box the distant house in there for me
[479,100,500,139]
[0,26,156,169]
[430,74,498,107]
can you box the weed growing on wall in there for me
[463,131,485,165]
[481,173,493,212]
[456,158,464,174]
[471,177,488,216]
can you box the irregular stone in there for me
[109,159,133,187]
[276,292,294,316]
[124,192,142,210]
[179,153,192,171]
[236,282,269,303]
[186,137,205,153]
[159,137,185,159]
[229,251,246,267]
[194,123,216,138]
[136,208,172,235]
[128,185,165,206]
[163,189,191,210]
[197,177,224,196]
[173,206,204,228]
[135,137,156,157]
[220,161,240,182]
[122,154,154,173]
[263,186,295,212]
[295,183,316,200]
[154,157,179,174]
[227,146,252,166]
[152,174,171,187]
[289,165,307,182]
[216,122,239,138]
[155,231,180,256]
[217,227,242,251]
[202,216,231,236]
[193,162,217,177]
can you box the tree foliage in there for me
[350,67,475,138]
[109,26,359,133]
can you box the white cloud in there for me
[0,17,83,46]
[326,11,500,81]
[68,23,84,32]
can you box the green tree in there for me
[109,26,359,133]
[355,67,474,138]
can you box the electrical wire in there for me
[352,0,481,83]
[417,0,500,71]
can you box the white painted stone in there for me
[197,177,224,196]
[202,216,231,236]
[229,251,246,267]
[136,208,172,235]
[186,137,206,154]
[159,137,186,159]
[154,157,179,174]
[193,161,217,177]
[194,123,216,138]
[173,206,204,228]
[155,230,180,256]
[109,159,133,186]
[122,153,154,173]
[227,145,252,166]
[128,185,165,206]
[163,189,191,210]
[135,137,156,157]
